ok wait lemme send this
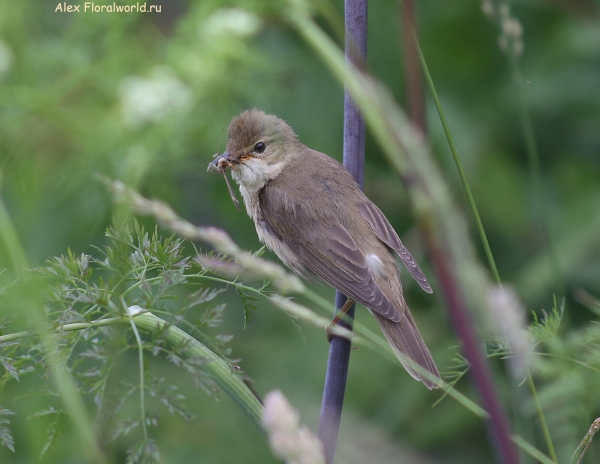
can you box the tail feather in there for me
[373,311,440,389]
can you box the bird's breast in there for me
[254,213,314,280]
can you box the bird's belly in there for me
[254,220,315,281]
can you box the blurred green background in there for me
[1,0,600,462]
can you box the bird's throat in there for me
[231,160,286,217]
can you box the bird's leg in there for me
[326,298,355,343]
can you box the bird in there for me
[209,109,440,389]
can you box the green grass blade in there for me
[512,435,557,464]
[417,34,559,464]
[527,374,558,462]
[416,41,501,286]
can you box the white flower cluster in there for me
[481,0,524,57]
[487,285,531,376]
[263,390,325,464]
[119,68,192,128]
[201,8,261,40]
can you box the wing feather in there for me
[358,202,433,294]
[260,186,401,322]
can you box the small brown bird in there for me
[210,109,440,389]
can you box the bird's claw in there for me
[326,328,334,343]
[325,323,337,343]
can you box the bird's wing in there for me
[358,201,433,294]
[259,185,401,322]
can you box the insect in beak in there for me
[208,152,241,211]
[208,152,232,173]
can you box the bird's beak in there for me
[208,151,232,173]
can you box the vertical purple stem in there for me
[399,3,519,461]
[317,1,367,463]
[400,0,427,135]
[426,235,521,464]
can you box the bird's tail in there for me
[373,311,440,389]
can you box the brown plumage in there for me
[210,109,440,389]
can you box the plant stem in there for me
[399,0,427,135]
[0,196,29,272]
[418,26,557,462]
[416,40,502,286]
[0,192,108,464]
[0,316,124,343]
[0,302,559,461]
[293,10,521,463]
[512,435,557,464]
[424,228,520,464]
[412,21,527,464]
[124,299,149,443]
[317,1,367,463]
[527,373,558,462]
[0,312,266,434]
[131,312,265,433]
[506,55,562,293]
[318,293,356,464]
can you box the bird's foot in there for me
[325,298,355,343]
[325,325,335,343]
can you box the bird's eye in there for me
[254,141,266,154]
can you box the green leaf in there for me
[39,416,62,458]
[0,407,15,452]
[236,288,260,328]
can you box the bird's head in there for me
[209,109,300,191]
